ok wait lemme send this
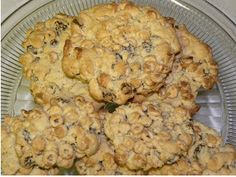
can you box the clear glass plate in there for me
[1,0,236,146]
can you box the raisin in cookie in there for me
[1,96,101,175]
[20,14,99,106]
[149,121,236,175]
[62,1,180,104]
[104,101,194,171]
[145,24,218,115]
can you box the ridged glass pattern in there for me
[1,0,236,146]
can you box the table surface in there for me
[1,0,236,24]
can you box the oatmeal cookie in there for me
[104,101,194,171]
[1,96,101,175]
[145,25,218,115]
[62,1,181,104]
[149,121,236,175]
[19,14,99,106]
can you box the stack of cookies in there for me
[2,1,235,175]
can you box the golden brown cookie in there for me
[104,101,194,171]
[62,1,181,104]
[149,121,236,175]
[1,96,102,175]
[19,14,99,106]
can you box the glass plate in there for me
[1,0,236,146]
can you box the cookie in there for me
[19,14,99,106]
[144,24,218,115]
[62,1,181,104]
[1,96,102,175]
[149,121,236,175]
[104,101,194,171]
